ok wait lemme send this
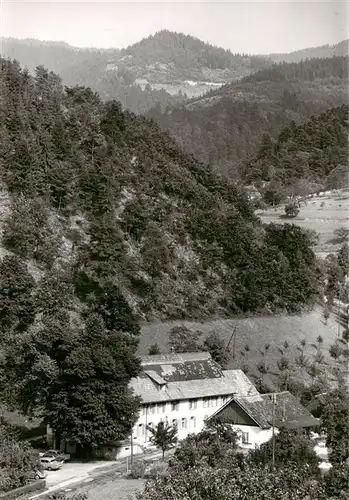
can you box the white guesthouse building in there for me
[128,352,258,449]
[49,351,319,459]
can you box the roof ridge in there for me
[140,352,212,364]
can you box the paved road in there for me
[30,450,169,498]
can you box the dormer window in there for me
[144,370,167,391]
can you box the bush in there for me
[130,460,146,479]
[144,460,168,478]
[0,437,42,493]
[249,429,319,476]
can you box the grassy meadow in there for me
[139,306,342,389]
[256,191,349,259]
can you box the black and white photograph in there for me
[0,0,348,498]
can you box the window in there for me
[211,397,218,407]
[180,418,187,429]
[221,396,229,405]
[189,399,197,410]
[171,401,179,411]
[190,416,196,428]
[137,424,145,437]
[148,404,155,415]
[203,398,210,408]
[142,406,147,416]
[241,432,249,444]
[157,404,166,414]
[172,419,178,428]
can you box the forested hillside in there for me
[268,39,348,63]
[149,56,348,179]
[0,58,321,328]
[0,32,270,114]
[243,105,349,188]
[0,37,187,114]
[119,30,269,81]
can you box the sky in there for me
[1,0,348,55]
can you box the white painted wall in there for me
[232,424,277,450]
[132,394,232,448]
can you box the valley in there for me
[0,20,348,500]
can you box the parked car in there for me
[27,469,47,480]
[40,457,63,471]
[40,449,70,462]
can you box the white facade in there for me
[129,353,259,453]
[232,424,276,450]
[132,394,231,446]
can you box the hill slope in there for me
[0,57,321,325]
[0,32,270,114]
[149,56,348,179]
[118,29,269,82]
[243,105,349,187]
[0,37,187,114]
[268,39,348,63]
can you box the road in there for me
[30,450,169,499]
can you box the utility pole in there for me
[130,425,134,465]
[271,393,276,468]
[225,327,236,359]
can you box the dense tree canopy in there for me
[150,57,348,180]
[0,57,322,321]
[243,105,348,187]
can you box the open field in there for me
[256,191,349,259]
[139,306,342,387]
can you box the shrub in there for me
[0,437,42,493]
[144,461,168,478]
[130,460,146,479]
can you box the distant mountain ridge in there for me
[0,31,271,112]
[1,33,347,115]
[149,56,348,179]
[116,29,269,82]
[268,39,348,63]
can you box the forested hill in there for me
[148,56,348,180]
[119,30,269,78]
[0,33,270,115]
[268,39,348,63]
[0,58,320,326]
[0,37,186,114]
[243,105,349,188]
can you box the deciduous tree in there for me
[147,421,178,459]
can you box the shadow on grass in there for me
[325,237,347,245]
[278,214,299,220]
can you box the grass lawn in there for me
[139,305,342,389]
[256,190,349,259]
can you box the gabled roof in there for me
[207,391,320,430]
[139,352,223,382]
[130,353,258,404]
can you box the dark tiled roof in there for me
[214,391,320,429]
[139,352,223,382]
[130,368,258,404]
